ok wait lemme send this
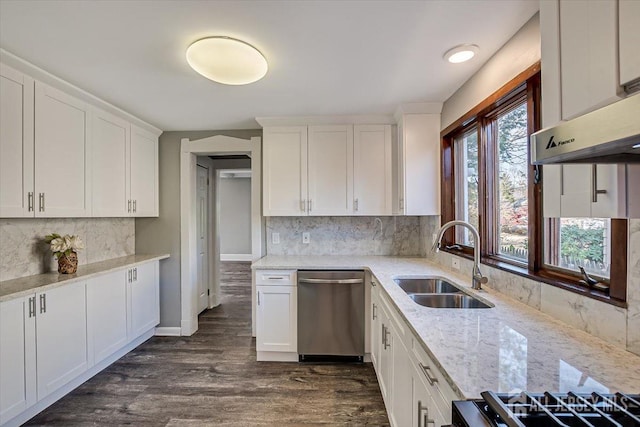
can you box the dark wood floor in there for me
[26,262,389,426]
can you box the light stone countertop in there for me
[0,254,170,302]
[252,255,640,399]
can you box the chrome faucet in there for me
[432,220,488,290]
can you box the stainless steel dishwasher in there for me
[297,270,365,361]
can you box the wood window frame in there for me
[440,62,628,307]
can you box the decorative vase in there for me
[58,252,78,274]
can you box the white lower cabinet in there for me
[255,270,297,360]
[0,260,160,426]
[129,262,160,338]
[87,269,129,365]
[0,297,36,425]
[370,279,380,369]
[373,286,456,427]
[35,281,89,401]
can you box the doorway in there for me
[180,135,264,337]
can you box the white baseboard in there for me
[181,318,198,336]
[220,253,253,261]
[154,327,181,336]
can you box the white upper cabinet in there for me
[395,113,441,215]
[263,126,308,216]
[34,81,91,217]
[353,125,392,215]
[619,0,640,88]
[559,0,622,120]
[545,164,628,218]
[130,125,159,217]
[263,123,393,216]
[0,58,160,219]
[0,64,34,217]
[91,107,130,217]
[307,125,353,216]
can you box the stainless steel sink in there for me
[393,277,462,294]
[408,293,492,309]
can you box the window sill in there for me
[440,248,627,309]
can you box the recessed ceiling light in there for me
[443,44,479,64]
[186,36,268,85]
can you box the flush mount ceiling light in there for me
[186,36,268,85]
[443,44,479,64]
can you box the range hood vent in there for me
[530,94,640,164]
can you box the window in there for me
[441,63,627,304]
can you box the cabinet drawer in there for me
[255,270,296,286]
[410,336,458,417]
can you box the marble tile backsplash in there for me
[0,218,135,281]
[266,216,423,256]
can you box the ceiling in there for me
[0,0,539,131]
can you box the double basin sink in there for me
[393,277,492,309]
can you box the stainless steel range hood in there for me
[531,94,640,164]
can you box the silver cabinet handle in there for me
[133,200,137,213]
[382,324,390,349]
[267,276,286,280]
[592,164,607,202]
[308,199,312,212]
[417,400,434,427]
[381,324,386,346]
[28,192,34,212]
[257,291,260,306]
[399,197,404,210]
[354,198,359,211]
[133,267,137,281]
[419,363,438,386]
[39,294,46,314]
[300,199,306,212]
[128,200,132,213]
[128,269,132,283]
[372,303,377,320]
[38,193,45,212]
[28,296,36,318]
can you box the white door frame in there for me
[180,135,263,336]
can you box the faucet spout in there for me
[433,220,488,290]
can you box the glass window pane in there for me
[545,218,611,279]
[454,128,478,246]
[497,103,529,262]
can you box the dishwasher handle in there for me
[298,278,364,285]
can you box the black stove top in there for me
[453,391,640,427]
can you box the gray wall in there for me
[219,176,252,255]
[135,130,261,328]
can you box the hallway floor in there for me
[25,262,389,426]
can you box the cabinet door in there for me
[87,270,128,365]
[307,125,353,216]
[354,125,392,215]
[91,108,130,216]
[263,127,308,216]
[130,125,158,217]
[401,114,441,215]
[559,0,622,120]
[129,261,160,338]
[0,64,34,218]
[0,296,36,424]
[377,307,392,404]
[619,0,640,87]
[36,281,88,400]
[370,283,380,369]
[390,322,412,427]
[412,366,448,427]
[256,285,297,352]
[560,164,592,217]
[34,81,90,217]
[540,0,562,129]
